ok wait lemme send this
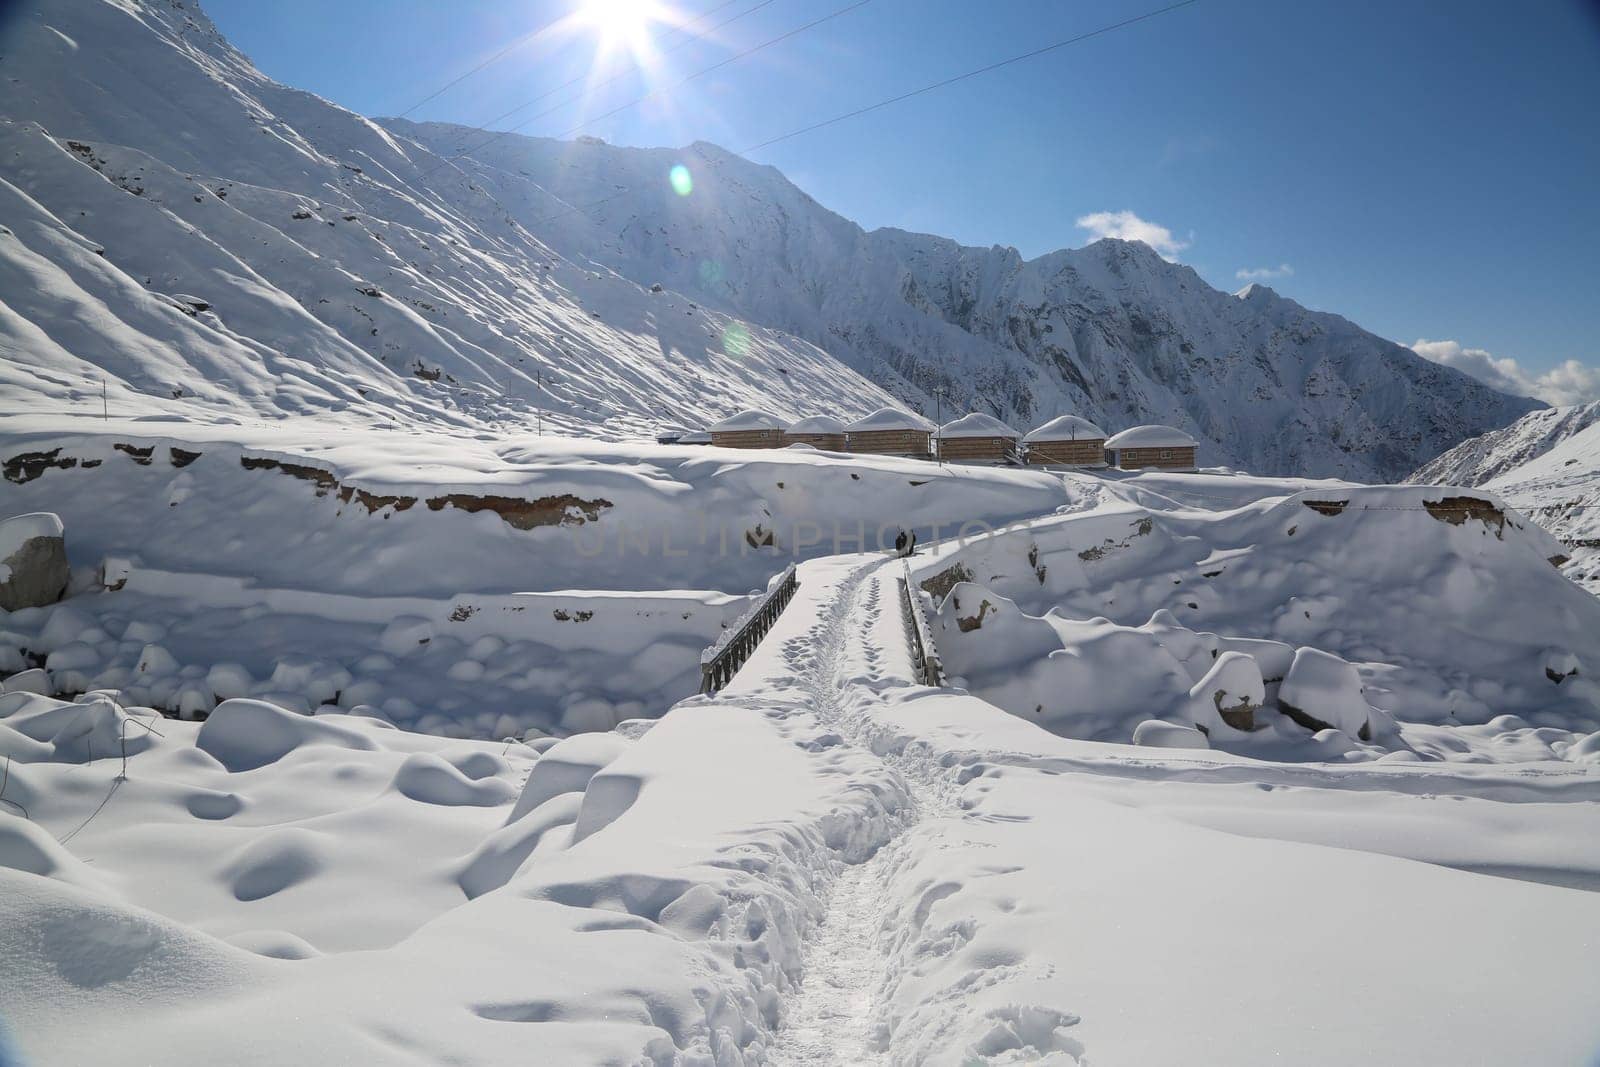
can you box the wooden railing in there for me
[899,560,944,687]
[700,564,799,694]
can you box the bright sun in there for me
[578,0,664,53]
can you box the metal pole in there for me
[102,379,108,421]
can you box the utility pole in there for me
[536,368,543,436]
[101,378,107,421]
[934,387,944,465]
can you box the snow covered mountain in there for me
[1409,401,1600,486]
[390,122,1542,479]
[0,0,1539,477]
[0,0,898,438]
[1409,402,1600,591]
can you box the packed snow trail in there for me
[750,555,971,1065]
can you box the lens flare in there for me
[669,163,693,196]
[721,322,751,358]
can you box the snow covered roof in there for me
[1024,414,1107,442]
[1104,424,1197,449]
[845,408,935,433]
[936,412,1020,439]
[786,414,846,434]
[678,430,712,444]
[708,409,787,433]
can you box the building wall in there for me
[784,432,847,451]
[710,428,784,449]
[1025,439,1106,466]
[847,429,934,458]
[937,436,1018,464]
[1114,446,1196,469]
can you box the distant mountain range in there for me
[0,0,1541,478]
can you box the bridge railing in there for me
[700,564,799,694]
[900,559,944,687]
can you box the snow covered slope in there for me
[1409,402,1600,591]
[390,122,1541,479]
[0,0,898,437]
[0,0,1536,474]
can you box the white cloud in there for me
[1411,338,1600,407]
[1235,263,1294,282]
[1075,210,1189,259]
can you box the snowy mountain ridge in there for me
[389,120,1541,479]
[1408,401,1600,591]
[0,0,1541,479]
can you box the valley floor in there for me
[4,550,1599,1065]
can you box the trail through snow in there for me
[763,557,963,1065]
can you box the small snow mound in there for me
[1278,649,1372,738]
[1544,648,1581,684]
[219,829,330,902]
[378,615,434,656]
[391,752,515,807]
[507,733,630,823]
[1133,719,1211,749]
[196,698,377,772]
[1186,651,1265,733]
[224,929,322,960]
[2,668,52,695]
[0,816,105,889]
[0,694,149,764]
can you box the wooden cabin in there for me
[845,408,936,459]
[1023,414,1107,466]
[784,414,847,451]
[707,410,787,449]
[1103,425,1198,470]
[935,412,1022,465]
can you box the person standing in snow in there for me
[894,529,908,556]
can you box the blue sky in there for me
[204,0,1600,404]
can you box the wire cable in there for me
[742,0,1202,154]
[394,6,576,119]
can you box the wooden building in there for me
[784,414,847,451]
[707,410,787,449]
[1023,414,1107,466]
[935,412,1022,465]
[845,408,937,459]
[1103,425,1198,470]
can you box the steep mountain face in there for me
[389,125,1542,479]
[0,0,1538,477]
[1408,402,1600,486]
[0,0,897,437]
[1409,403,1600,593]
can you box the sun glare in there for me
[578,0,665,54]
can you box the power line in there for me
[742,0,1202,154]
[497,0,1199,228]
[418,0,777,181]
[393,6,576,120]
